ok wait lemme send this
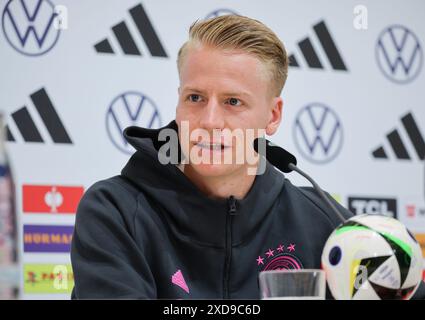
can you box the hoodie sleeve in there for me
[70,180,156,299]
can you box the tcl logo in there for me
[348,197,397,218]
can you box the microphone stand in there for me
[288,163,347,224]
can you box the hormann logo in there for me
[23,224,73,253]
[348,197,397,219]
[94,3,167,58]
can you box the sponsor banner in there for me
[23,225,73,253]
[23,264,74,294]
[415,234,425,257]
[22,185,84,214]
[347,197,397,218]
[405,203,425,219]
[399,195,425,231]
[331,194,342,204]
[413,234,425,282]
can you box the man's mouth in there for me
[194,142,231,151]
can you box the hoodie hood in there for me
[121,120,285,247]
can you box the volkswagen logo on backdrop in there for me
[375,24,423,84]
[293,103,343,164]
[106,91,162,155]
[205,9,238,20]
[2,0,61,56]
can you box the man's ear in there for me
[265,97,283,136]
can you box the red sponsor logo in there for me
[406,204,416,218]
[23,185,84,214]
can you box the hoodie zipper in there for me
[223,195,237,299]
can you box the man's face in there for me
[176,44,282,178]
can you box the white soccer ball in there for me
[321,214,423,300]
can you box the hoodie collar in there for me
[122,120,285,247]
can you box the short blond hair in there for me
[177,15,289,96]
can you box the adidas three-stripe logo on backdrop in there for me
[289,20,348,71]
[94,3,167,57]
[6,88,72,144]
[372,112,425,161]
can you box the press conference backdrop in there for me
[0,0,424,299]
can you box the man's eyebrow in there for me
[221,91,253,98]
[181,87,206,94]
[182,87,253,98]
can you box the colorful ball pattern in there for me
[321,214,423,300]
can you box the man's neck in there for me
[181,164,257,200]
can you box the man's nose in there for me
[199,97,225,130]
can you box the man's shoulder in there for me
[78,175,142,218]
[85,175,140,199]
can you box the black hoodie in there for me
[70,121,424,299]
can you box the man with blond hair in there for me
[71,15,352,299]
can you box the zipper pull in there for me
[228,195,238,215]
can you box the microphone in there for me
[253,137,346,223]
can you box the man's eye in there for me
[188,94,201,102]
[227,98,241,106]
